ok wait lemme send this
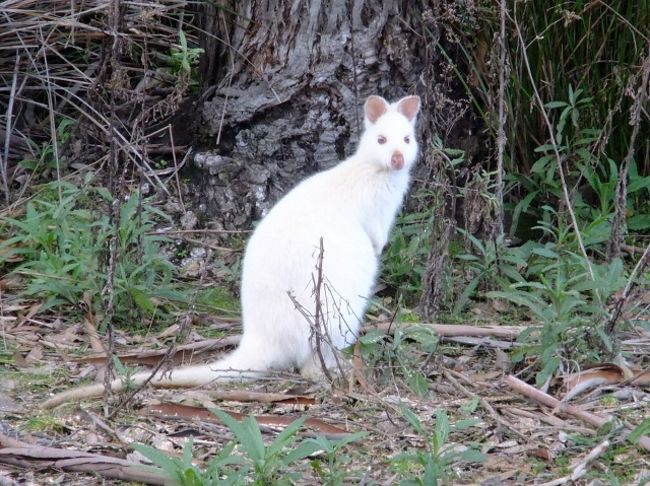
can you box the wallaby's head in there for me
[357,95,421,172]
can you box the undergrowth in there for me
[132,407,485,486]
[133,411,368,485]
[0,177,188,328]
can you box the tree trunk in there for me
[190,1,475,223]
[186,1,487,317]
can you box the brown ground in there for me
[1,298,649,485]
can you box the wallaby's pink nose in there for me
[391,152,404,170]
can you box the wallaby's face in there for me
[358,95,421,172]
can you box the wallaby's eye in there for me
[377,135,387,145]
[404,136,410,144]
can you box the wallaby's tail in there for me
[42,347,264,409]
[145,346,266,387]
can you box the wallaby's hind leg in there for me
[299,350,351,383]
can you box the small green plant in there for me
[357,323,438,397]
[195,287,240,315]
[304,432,367,485]
[629,417,650,445]
[25,414,66,434]
[453,231,527,314]
[132,415,366,486]
[171,30,204,76]
[381,205,433,305]
[132,413,318,485]
[19,117,76,177]
[392,407,485,485]
[0,179,187,327]
[488,208,627,385]
[133,436,245,486]
[211,410,319,485]
[111,355,141,392]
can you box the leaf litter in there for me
[1,291,650,485]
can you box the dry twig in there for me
[505,375,650,452]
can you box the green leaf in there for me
[628,215,650,231]
[131,442,177,480]
[628,175,650,193]
[531,246,559,259]
[283,439,321,464]
[359,328,388,344]
[544,100,568,109]
[536,356,560,386]
[453,277,480,316]
[406,370,430,397]
[455,449,486,463]
[433,410,450,451]
[498,263,524,283]
[128,286,156,314]
[181,437,194,468]
[454,418,482,430]
[510,190,539,236]
[95,187,113,201]
[268,416,306,455]
[211,409,266,462]
[400,406,426,436]
[240,415,265,463]
[629,417,650,444]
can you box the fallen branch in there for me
[0,433,168,485]
[369,321,526,340]
[505,375,650,452]
[537,440,609,486]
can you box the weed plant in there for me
[489,218,627,385]
[0,178,186,328]
[381,200,434,305]
[357,322,438,397]
[391,407,485,485]
[133,411,366,485]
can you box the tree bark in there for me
[190,1,477,230]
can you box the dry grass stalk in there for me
[0,0,200,201]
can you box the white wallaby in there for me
[43,94,421,407]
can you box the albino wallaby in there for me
[44,94,421,407]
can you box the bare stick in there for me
[505,375,650,452]
[607,42,650,261]
[494,0,508,237]
[605,240,650,335]
[167,124,186,212]
[311,237,333,381]
[368,321,525,339]
[537,440,609,486]
[2,52,21,203]
[0,432,168,484]
[101,0,124,414]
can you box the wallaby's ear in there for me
[364,95,389,125]
[396,95,421,123]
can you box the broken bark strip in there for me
[0,433,168,485]
[145,402,352,439]
[505,375,650,452]
[201,389,315,405]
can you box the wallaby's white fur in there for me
[43,95,421,406]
